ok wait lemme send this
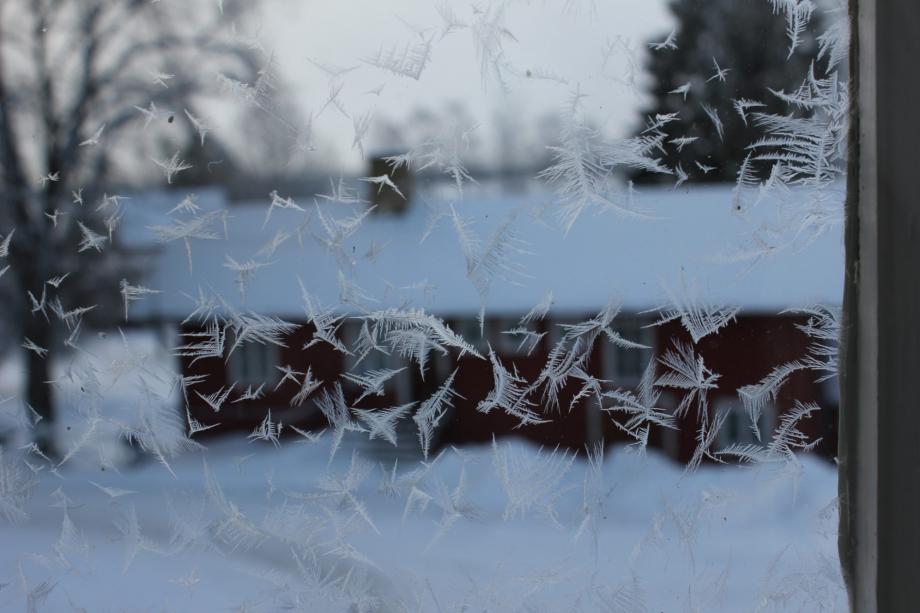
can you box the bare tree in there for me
[0,0,259,456]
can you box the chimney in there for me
[367,153,413,215]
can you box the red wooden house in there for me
[127,181,843,463]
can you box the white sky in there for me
[244,0,672,171]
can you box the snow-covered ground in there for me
[0,331,846,612]
[0,433,844,612]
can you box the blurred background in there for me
[0,1,847,611]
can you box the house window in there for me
[715,396,774,448]
[821,375,840,407]
[492,317,538,356]
[457,317,489,354]
[601,317,654,386]
[228,341,279,387]
[342,321,411,404]
[658,392,681,459]
[546,316,582,349]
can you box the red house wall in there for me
[178,313,838,463]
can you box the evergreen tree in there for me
[632,0,823,184]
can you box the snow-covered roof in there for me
[124,183,844,321]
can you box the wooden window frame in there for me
[840,1,920,610]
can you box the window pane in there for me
[0,1,846,610]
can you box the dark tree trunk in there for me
[15,218,58,457]
[23,314,57,459]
